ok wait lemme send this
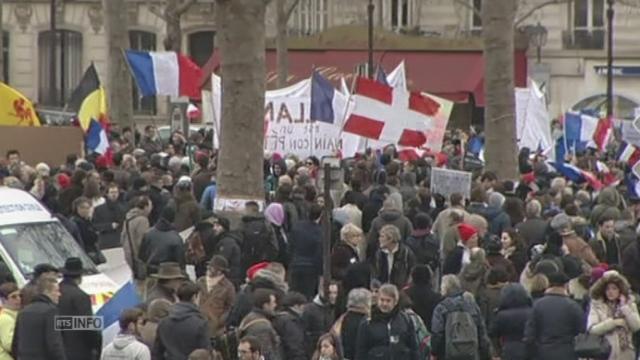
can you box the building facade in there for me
[3,0,640,122]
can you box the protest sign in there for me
[430,168,472,199]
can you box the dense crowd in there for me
[1,124,640,360]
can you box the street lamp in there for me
[606,0,614,119]
[526,22,548,64]
[367,0,374,79]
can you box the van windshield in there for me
[0,222,98,278]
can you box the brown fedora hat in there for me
[151,262,187,280]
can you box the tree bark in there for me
[163,0,183,51]
[103,0,134,130]
[482,0,518,180]
[214,0,267,211]
[275,0,288,88]
[0,0,4,83]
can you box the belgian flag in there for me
[67,63,108,132]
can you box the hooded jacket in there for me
[153,302,211,360]
[355,306,418,360]
[101,334,151,360]
[489,284,532,360]
[468,202,511,237]
[172,191,200,232]
[366,208,413,261]
[121,207,150,271]
[302,295,336,357]
[590,187,623,226]
[138,219,186,274]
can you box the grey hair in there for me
[526,199,542,218]
[379,224,401,244]
[347,288,372,310]
[488,192,505,208]
[441,274,463,297]
[378,283,400,301]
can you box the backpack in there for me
[241,219,279,267]
[444,300,479,360]
[403,309,431,360]
[406,233,440,271]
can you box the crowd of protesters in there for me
[2,124,640,360]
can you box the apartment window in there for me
[471,0,482,31]
[571,0,605,49]
[2,31,8,83]
[389,0,415,30]
[38,30,83,106]
[129,30,157,115]
[188,31,215,68]
[289,0,328,36]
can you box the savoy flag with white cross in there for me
[342,76,440,147]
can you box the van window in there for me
[0,222,98,278]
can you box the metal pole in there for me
[49,0,57,106]
[606,0,614,119]
[322,163,332,299]
[536,45,541,64]
[367,0,374,79]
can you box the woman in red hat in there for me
[442,223,479,275]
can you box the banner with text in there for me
[431,167,472,199]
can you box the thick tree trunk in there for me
[214,0,267,211]
[103,0,133,130]
[0,0,4,83]
[482,0,518,180]
[275,0,288,88]
[164,0,182,52]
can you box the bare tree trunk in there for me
[0,0,4,83]
[482,0,518,180]
[215,0,268,211]
[275,0,288,88]
[103,0,134,130]
[164,0,183,51]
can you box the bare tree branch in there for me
[176,0,197,15]
[285,0,302,20]
[147,2,167,21]
[452,0,481,19]
[515,0,573,26]
[617,0,640,8]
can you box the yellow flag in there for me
[78,86,108,131]
[0,82,41,127]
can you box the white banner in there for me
[515,81,554,155]
[431,167,472,199]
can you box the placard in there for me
[430,168,472,199]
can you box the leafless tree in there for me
[275,0,301,87]
[148,0,197,52]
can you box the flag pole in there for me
[337,71,358,139]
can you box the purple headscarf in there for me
[265,203,285,226]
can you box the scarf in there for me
[607,301,632,351]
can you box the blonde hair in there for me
[340,223,363,242]
[379,224,401,244]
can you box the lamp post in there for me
[49,0,57,106]
[527,22,548,64]
[367,0,374,79]
[606,0,614,119]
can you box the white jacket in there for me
[101,334,151,360]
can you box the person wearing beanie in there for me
[404,265,442,331]
[173,175,200,232]
[443,223,479,275]
[524,263,584,360]
[138,206,186,276]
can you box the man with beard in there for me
[589,216,622,267]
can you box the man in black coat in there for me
[273,292,308,360]
[289,204,324,300]
[403,265,442,331]
[57,258,102,360]
[12,275,66,360]
[516,199,548,250]
[212,216,243,287]
[153,281,211,359]
[302,282,338,357]
[139,206,186,274]
[93,183,127,249]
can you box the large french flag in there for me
[564,112,612,150]
[548,161,603,190]
[124,50,202,99]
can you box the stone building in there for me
[3,0,640,123]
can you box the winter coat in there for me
[622,240,640,293]
[139,135,163,155]
[431,291,491,360]
[337,310,367,360]
[101,334,151,360]
[460,261,489,300]
[138,219,186,274]
[589,231,622,266]
[563,233,599,267]
[11,294,66,360]
[58,184,83,216]
[93,199,127,249]
[58,279,102,360]
[214,231,243,286]
[302,296,336,357]
[240,214,280,269]
[486,253,517,282]
[442,245,465,275]
[153,302,211,360]
[516,217,548,249]
[273,308,307,360]
[468,202,512,237]
[239,309,281,360]
[172,192,200,232]
[432,206,470,240]
[355,307,418,360]
[226,275,286,328]
[616,221,636,253]
[405,230,440,269]
[199,183,217,211]
[71,215,99,253]
[523,290,585,360]
[0,308,16,360]
[331,241,360,281]
[373,244,416,289]
[121,208,150,270]
[587,272,640,360]
[196,275,236,336]
[590,187,623,226]
[366,209,413,260]
[480,284,504,331]
[192,169,215,202]
[404,283,443,331]
[289,220,323,275]
[504,248,528,280]
[146,283,177,304]
[489,284,532,360]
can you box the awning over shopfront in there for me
[199,49,527,107]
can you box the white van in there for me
[0,187,119,311]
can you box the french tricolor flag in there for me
[125,50,202,99]
[564,112,612,150]
[617,141,640,166]
[548,161,603,190]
